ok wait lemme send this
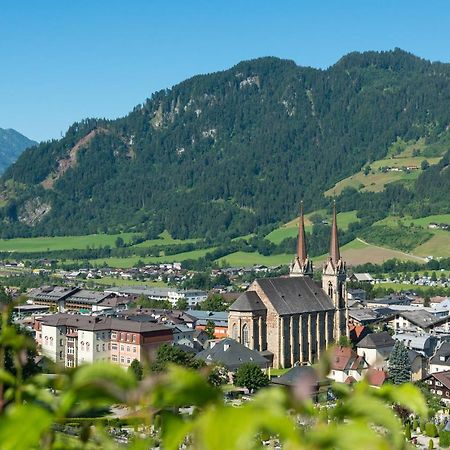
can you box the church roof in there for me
[255,277,334,316]
[229,291,266,312]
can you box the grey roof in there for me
[393,332,437,351]
[271,365,318,387]
[196,338,268,370]
[396,310,440,329]
[254,277,334,316]
[348,308,379,323]
[229,291,266,312]
[407,349,423,364]
[28,286,79,302]
[39,313,171,334]
[430,341,450,366]
[187,310,228,326]
[66,290,112,305]
[357,332,395,349]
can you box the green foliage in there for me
[199,294,229,312]
[204,320,216,340]
[338,335,352,348]
[429,438,434,449]
[388,340,411,384]
[440,430,450,448]
[404,422,411,440]
[128,359,143,381]
[426,422,438,437]
[175,298,189,310]
[360,224,432,252]
[151,344,205,373]
[233,363,269,393]
[207,364,228,387]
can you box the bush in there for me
[413,419,419,431]
[425,422,438,438]
[440,430,450,448]
[429,438,434,449]
[405,422,411,440]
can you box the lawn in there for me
[265,210,359,244]
[0,233,136,253]
[132,230,198,248]
[87,247,217,268]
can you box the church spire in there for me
[296,201,308,264]
[290,201,313,277]
[329,201,340,265]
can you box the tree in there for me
[199,294,228,312]
[234,363,269,393]
[338,335,352,348]
[128,359,143,381]
[388,340,411,384]
[151,344,205,372]
[423,296,431,307]
[175,298,189,310]
[421,159,430,170]
[208,364,228,387]
[115,236,124,248]
[204,320,216,340]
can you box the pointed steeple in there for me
[296,201,308,264]
[290,201,313,277]
[329,201,340,265]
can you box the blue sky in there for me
[1,0,449,141]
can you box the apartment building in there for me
[35,314,172,368]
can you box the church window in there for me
[328,282,333,298]
[242,324,249,347]
[231,323,238,340]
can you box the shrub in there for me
[429,438,434,449]
[405,422,411,440]
[426,422,438,438]
[440,430,450,448]
[413,419,419,431]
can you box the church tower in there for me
[322,202,348,339]
[290,202,313,277]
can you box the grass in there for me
[132,230,198,248]
[0,233,136,253]
[265,210,359,244]
[376,282,443,292]
[216,252,292,267]
[325,136,445,196]
[87,247,217,268]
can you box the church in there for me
[228,204,349,368]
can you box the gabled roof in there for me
[396,310,440,329]
[430,341,450,366]
[366,368,387,387]
[229,291,266,312]
[424,371,450,390]
[195,338,268,370]
[331,346,366,371]
[271,365,318,387]
[255,277,334,316]
[357,332,394,349]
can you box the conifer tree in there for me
[388,340,411,384]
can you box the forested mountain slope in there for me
[1,49,450,239]
[0,128,36,174]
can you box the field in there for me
[216,252,292,267]
[0,233,137,253]
[132,230,198,248]
[87,247,217,268]
[265,210,359,244]
[374,215,450,258]
[325,136,445,196]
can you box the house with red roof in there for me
[328,346,369,383]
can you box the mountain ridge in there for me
[0,128,37,174]
[1,49,450,239]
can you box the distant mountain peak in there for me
[0,128,37,174]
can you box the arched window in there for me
[231,323,238,340]
[44,336,48,345]
[86,342,90,351]
[242,324,249,347]
[328,282,333,298]
[49,337,54,347]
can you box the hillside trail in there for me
[355,237,427,263]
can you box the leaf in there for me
[0,404,53,450]
[160,411,194,450]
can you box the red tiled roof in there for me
[366,368,387,387]
[331,346,360,371]
[345,376,357,384]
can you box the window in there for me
[80,341,85,351]
[59,351,63,360]
[436,381,443,387]
[86,342,90,351]
[45,336,48,345]
[127,346,130,352]
[50,337,54,347]
[112,355,118,362]
[96,344,100,352]
[133,346,136,353]
[126,358,131,364]
[59,328,64,336]
[60,339,63,346]
[102,344,105,351]
[111,332,117,339]
[132,334,136,343]
[127,334,131,342]
[121,333,125,341]
[232,323,238,340]
[242,324,249,347]
[437,390,443,395]
[111,344,117,350]
[120,357,125,363]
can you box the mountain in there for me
[0,128,36,174]
[1,49,450,239]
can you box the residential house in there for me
[422,371,450,404]
[328,346,368,383]
[356,332,395,369]
[429,341,450,373]
[392,332,439,357]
